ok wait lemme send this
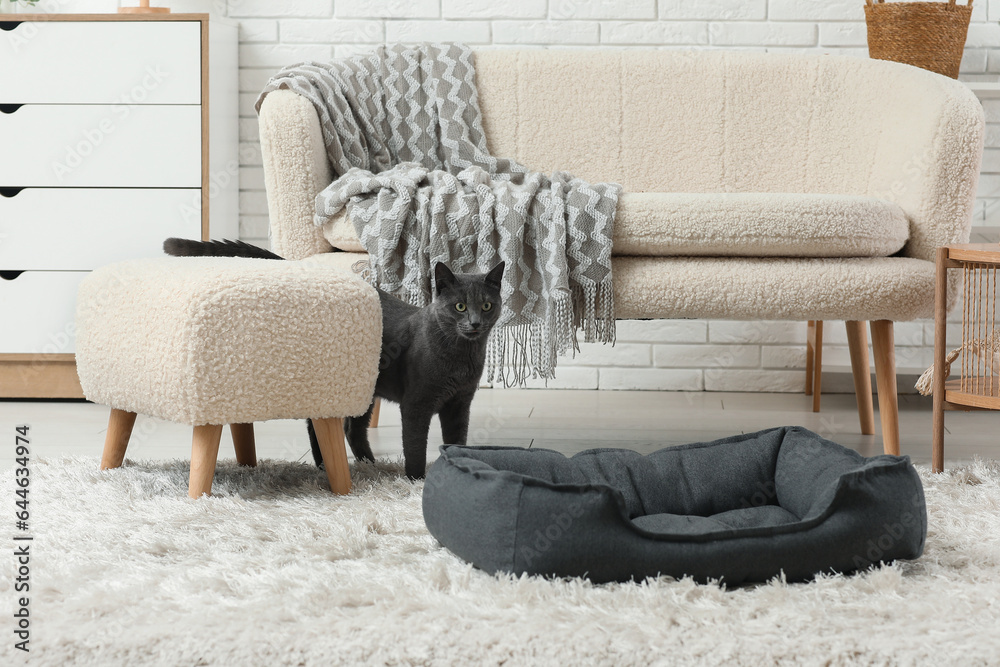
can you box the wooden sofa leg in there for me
[846,321,876,435]
[369,398,381,428]
[230,423,257,467]
[312,417,352,495]
[189,424,224,499]
[871,321,900,456]
[811,321,824,412]
[805,321,815,396]
[100,409,137,470]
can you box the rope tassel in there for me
[915,333,1000,396]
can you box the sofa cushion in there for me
[613,255,936,322]
[321,192,909,258]
[322,209,364,252]
[305,251,939,322]
[614,192,909,258]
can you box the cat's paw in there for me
[404,468,427,481]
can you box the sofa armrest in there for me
[870,79,984,263]
[258,89,333,260]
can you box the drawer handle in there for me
[0,22,22,32]
[1,271,24,281]
[0,104,23,114]
[0,187,24,198]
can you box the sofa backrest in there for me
[257,50,984,264]
[474,50,984,262]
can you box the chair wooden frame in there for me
[931,245,1000,472]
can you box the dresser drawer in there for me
[0,188,201,270]
[0,271,87,354]
[0,104,201,187]
[0,21,201,105]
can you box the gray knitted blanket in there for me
[255,43,620,384]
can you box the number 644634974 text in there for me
[15,425,30,531]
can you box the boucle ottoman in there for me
[75,257,382,498]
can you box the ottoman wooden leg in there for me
[312,417,352,495]
[369,398,381,429]
[189,424,224,499]
[100,409,137,470]
[230,423,257,467]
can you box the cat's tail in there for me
[163,238,285,260]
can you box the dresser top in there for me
[0,13,230,24]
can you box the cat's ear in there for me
[485,261,505,290]
[434,262,457,295]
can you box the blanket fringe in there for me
[486,283,616,387]
[573,281,616,345]
[358,258,617,387]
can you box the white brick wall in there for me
[229,0,1000,392]
[550,1,656,21]
[493,20,600,44]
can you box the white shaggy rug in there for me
[2,454,999,667]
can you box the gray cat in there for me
[163,238,504,479]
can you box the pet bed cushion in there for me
[323,192,909,259]
[422,427,927,584]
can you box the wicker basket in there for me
[864,0,973,79]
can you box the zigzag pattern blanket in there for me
[256,43,620,383]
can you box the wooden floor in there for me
[1,389,996,472]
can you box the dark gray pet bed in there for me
[422,426,927,584]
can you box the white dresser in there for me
[0,14,238,397]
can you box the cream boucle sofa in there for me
[257,50,985,456]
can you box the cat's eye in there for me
[455,302,467,312]
[482,302,492,312]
